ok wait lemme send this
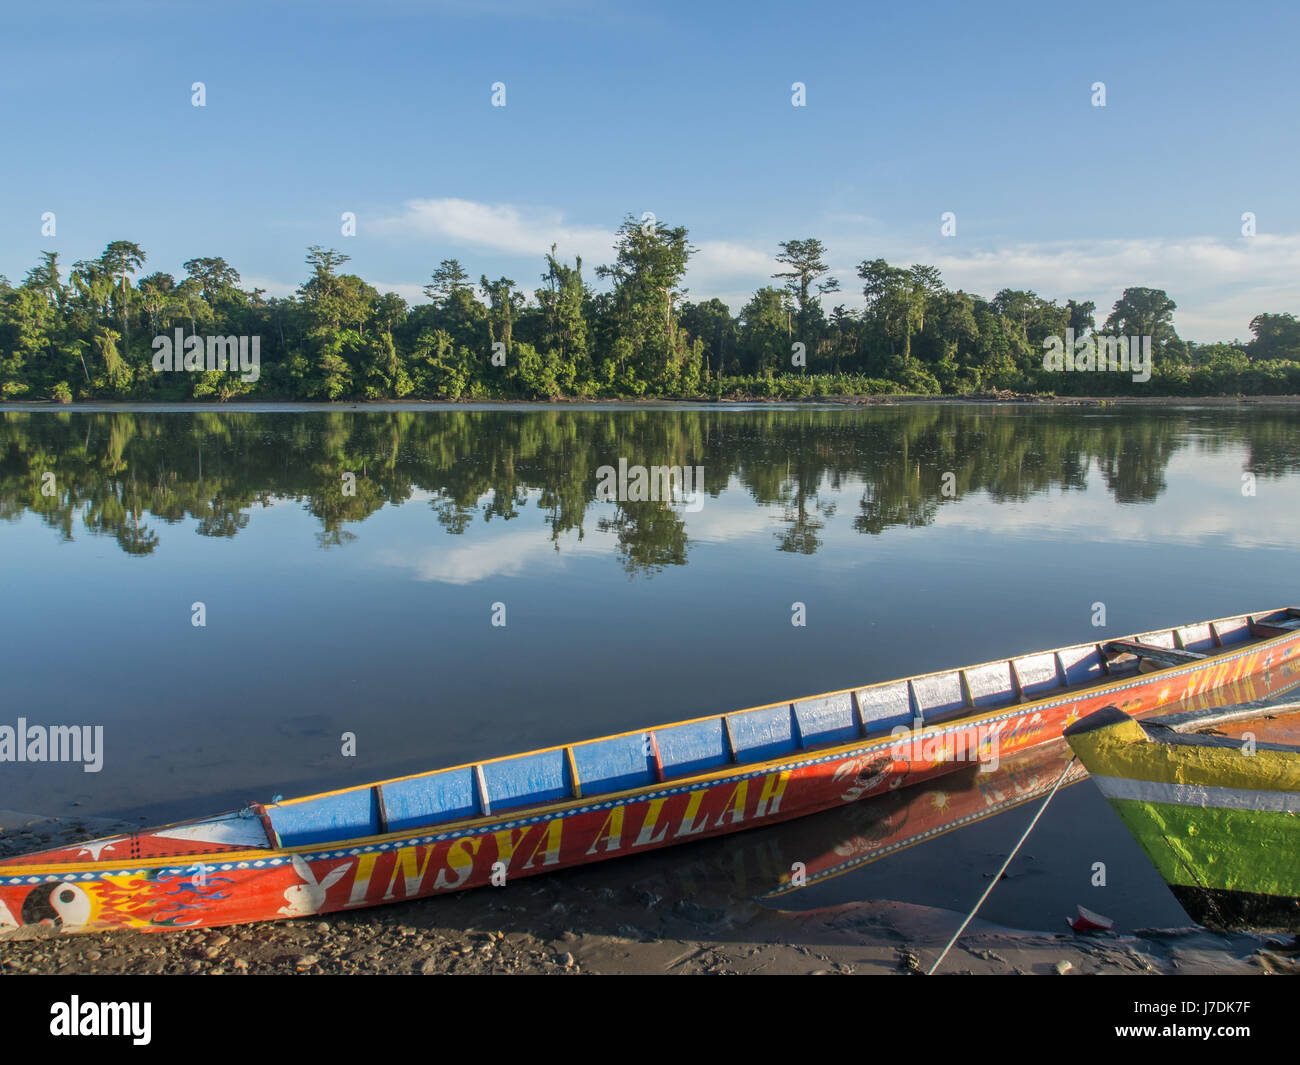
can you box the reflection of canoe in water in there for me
[1066,697,1300,933]
[4,606,1300,934]
[576,745,1088,914]
[761,741,1087,899]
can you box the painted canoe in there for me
[4,605,1300,935]
[760,739,1088,901]
[1065,696,1300,933]
[570,743,1089,914]
[760,666,1300,902]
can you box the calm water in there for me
[2,402,1298,929]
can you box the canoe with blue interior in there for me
[4,606,1300,934]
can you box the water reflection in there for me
[3,405,1298,568]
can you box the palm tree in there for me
[100,241,147,347]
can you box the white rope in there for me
[927,754,1078,976]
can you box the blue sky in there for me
[2,0,1297,340]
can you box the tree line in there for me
[2,216,1299,402]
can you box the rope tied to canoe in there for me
[927,754,1078,976]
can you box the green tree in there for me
[23,251,63,304]
[736,287,791,374]
[1247,313,1300,361]
[480,275,520,353]
[182,257,243,307]
[536,247,590,390]
[595,215,695,391]
[100,241,146,349]
[424,259,472,307]
[679,298,736,377]
[1104,287,1181,359]
[773,238,840,352]
[1067,299,1096,337]
[858,260,945,365]
[375,292,408,343]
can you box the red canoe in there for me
[3,606,1299,935]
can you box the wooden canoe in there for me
[1065,694,1300,933]
[4,605,1300,935]
[761,666,1300,902]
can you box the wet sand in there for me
[2,810,1293,976]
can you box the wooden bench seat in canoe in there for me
[1104,640,1208,668]
[1250,610,1300,637]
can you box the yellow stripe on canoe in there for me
[1067,714,1300,792]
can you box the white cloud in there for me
[374,525,605,584]
[933,452,1295,550]
[284,197,1300,341]
[240,275,298,299]
[376,201,779,282]
[370,281,430,305]
[371,199,786,306]
[922,234,1300,342]
[683,498,780,544]
[376,198,616,264]
[797,233,1300,340]
[691,240,779,288]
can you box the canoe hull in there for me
[1168,886,1300,934]
[1066,703,1300,933]
[6,611,1300,935]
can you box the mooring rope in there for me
[927,754,1079,976]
